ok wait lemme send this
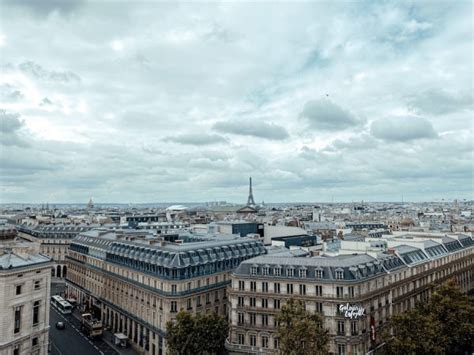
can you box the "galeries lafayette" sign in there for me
[339,304,365,319]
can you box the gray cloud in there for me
[299,99,362,131]
[4,0,84,16]
[0,84,24,102]
[213,120,289,140]
[407,89,473,115]
[163,133,228,146]
[18,61,81,84]
[0,111,30,147]
[370,116,438,142]
[0,111,23,133]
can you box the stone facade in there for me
[226,234,474,355]
[0,239,53,355]
[65,228,266,355]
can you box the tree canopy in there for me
[166,311,229,355]
[383,280,474,355]
[275,299,329,355]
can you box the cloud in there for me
[0,84,24,102]
[213,120,289,140]
[407,89,473,115]
[4,0,84,17]
[18,61,81,84]
[0,110,30,147]
[370,116,438,141]
[163,133,228,146]
[0,110,24,133]
[299,99,362,131]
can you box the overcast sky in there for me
[0,1,473,204]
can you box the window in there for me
[299,284,306,295]
[238,296,244,307]
[16,285,22,295]
[274,267,281,276]
[34,280,41,290]
[250,281,256,292]
[286,284,293,294]
[238,334,245,345]
[250,335,256,347]
[262,282,268,293]
[274,338,280,349]
[32,337,38,347]
[263,267,269,276]
[299,269,307,278]
[338,343,346,355]
[13,345,20,355]
[351,321,358,335]
[336,270,344,280]
[262,335,269,348]
[187,282,191,291]
[170,301,177,313]
[250,297,256,307]
[287,268,294,277]
[274,299,281,309]
[262,314,268,326]
[206,293,210,304]
[238,312,245,325]
[249,313,256,326]
[251,266,258,276]
[187,299,192,310]
[336,286,344,298]
[14,306,21,333]
[315,269,323,279]
[348,286,354,298]
[171,285,177,294]
[337,320,345,335]
[315,302,323,313]
[261,298,268,308]
[33,301,40,325]
[315,285,322,296]
[274,283,281,294]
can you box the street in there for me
[49,305,119,355]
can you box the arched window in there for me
[57,265,62,278]
[63,265,67,278]
[51,267,55,277]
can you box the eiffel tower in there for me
[247,177,256,206]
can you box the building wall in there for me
[0,264,52,355]
[65,250,233,355]
[226,248,473,355]
[18,232,69,279]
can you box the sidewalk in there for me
[101,328,139,355]
[71,309,139,355]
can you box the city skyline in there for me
[1,1,473,203]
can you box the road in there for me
[49,303,118,355]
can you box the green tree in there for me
[384,279,474,355]
[275,299,329,355]
[166,311,229,355]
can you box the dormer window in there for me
[299,268,307,278]
[315,269,323,279]
[251,266,258,276]
[274,267,281,276]
[263,266,269,276]
[287,268,294,277]
[335,270,344,280]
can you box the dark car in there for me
[55,321,65,330]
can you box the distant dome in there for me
[166,205,188,211]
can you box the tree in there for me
[384,279,474,355]
[166,310,229,355]
[275,299,329,355]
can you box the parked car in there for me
[55,321,65,330]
